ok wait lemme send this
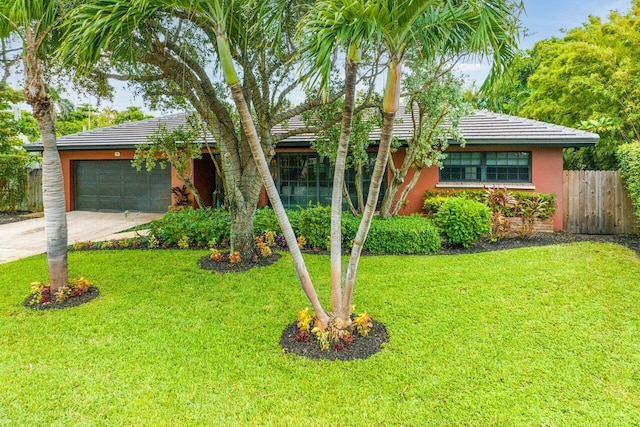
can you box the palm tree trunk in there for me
[39,111,68,292]
[339,59,403,319]
[217,33,330,327]
[230,82,329,326]
[23,43,67,292]
[355,163,364,213]
[329,50,359,317]
[379,160,402,219]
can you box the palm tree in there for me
[301,0,521,323]
[0,0,69,291]
[298,0,377,322]
[209,0,333,326]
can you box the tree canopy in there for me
[480,0,640,170]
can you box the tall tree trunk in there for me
[217,33,330,327]
[23,41,67,292]
[390,166,423,217]
[339,59,402,319]
[229,202,257,254]
[329,48,359,319]
[182,178,204,209]
[230,83,329,326]
[380,165,424,218]
[379,167,403,219]
[355,163,364,213]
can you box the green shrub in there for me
[0,154,28,212]
[291,204,332,249]
[283,205,441,254]
[423,196,449,217]
[617,143,640,227]
[435,197,491,247]
[423,189,556,219]
[512,191,556,218]
[254,207,282,234]
[364,215,440,254]
[149,207,230,246]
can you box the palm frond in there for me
[296,0,380,94]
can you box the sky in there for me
[65,0,635,114]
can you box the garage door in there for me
[74,160,171,212]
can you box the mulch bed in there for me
[436,232,640,257]
[22,286,100,311]
[280,319,389,361]
[198,253,282,274]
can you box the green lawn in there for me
[1,242,639,426]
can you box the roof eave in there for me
[454,138,599,148]
[23,143,147,152]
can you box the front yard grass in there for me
[0,242,639,426]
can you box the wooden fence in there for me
[19,168,43,212]
[563,170,638,235]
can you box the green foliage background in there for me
[617,142,640,227]
[480,1,640,170]
[0,154,28,212]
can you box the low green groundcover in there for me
[1,243,639,424]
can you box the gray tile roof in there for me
[24,108,598,152]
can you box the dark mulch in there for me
[436,232,640,257]
[0,211,42,225]
[198,253,282,274]
[280,319,389,361]
[22,286,100,310]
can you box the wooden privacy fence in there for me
[18,168,43,212]
[563,170,638,235]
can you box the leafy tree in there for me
[61,0,349,255]
[379,61,471,218]
[54,104,152,135]
[132,117,205,208]
[617,143,640,227]
[0,0,70,291]
[113,106,151,125]
[482,1,640,170]
[0,83,39,153]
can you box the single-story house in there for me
[25,109,599,231]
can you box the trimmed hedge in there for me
[291,206,441,254]
[435,197,491,247]
[617,143,640,227]
[0,154,28,212]
[356,215,441,254]
[423,188,556,219]
[148,205,441,254]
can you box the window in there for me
[440,151,531,183]
[272,153,382,208]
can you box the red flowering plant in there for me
[29,277,92,305]
[295,307,373,351]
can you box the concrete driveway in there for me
[0,211,162,264]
